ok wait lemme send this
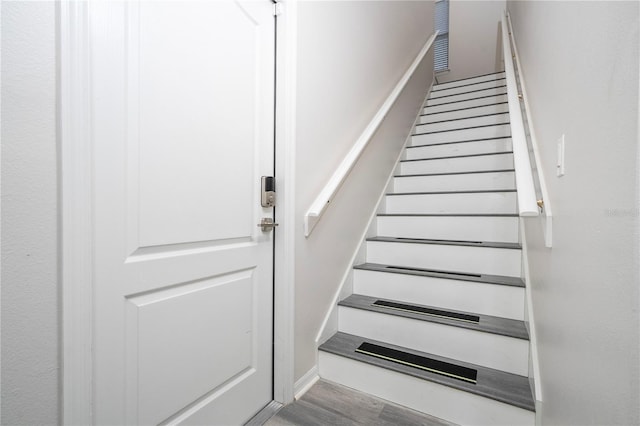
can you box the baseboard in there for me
[294,366,320,400]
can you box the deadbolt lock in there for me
[257,217,279,232]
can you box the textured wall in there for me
[1,1,60,425]
[508,1,639,424]
[293,1,435,382]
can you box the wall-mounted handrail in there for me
[501,11,539,217]
[506,11,553,247]
[304,31,439,237]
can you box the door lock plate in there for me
[257,217,279,232]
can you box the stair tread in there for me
[421,101,508,118]
[413,122,511,137]
[367,236,521,250]
[378,213,519,217]
[394,169,515,178]
[319,332,535,412]
[401,151,513,162]
[386,189,516,195]
[410,136,513,148]
[432,72,506,89]
[338,294,528,340]
[354,262,524,287]
[425,85,507,102]
[424,92,508,108]
[431,77,506,94]
[418,111,509,126]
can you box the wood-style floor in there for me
[262,380,457,426]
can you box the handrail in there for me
[506,11,553,247]
[304,31,439,237]
[501,11,539,217]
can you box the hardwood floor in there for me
[262,380,457,426]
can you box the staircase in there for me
[318,72,536,426]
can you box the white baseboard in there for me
[294,366,320,400]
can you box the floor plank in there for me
[263,380,458,426]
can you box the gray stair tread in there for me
[386,189,516,195]
[408,136,512,149]
[401,151,513,162]
[338,294,529,340]
[413,123,510,137]
[319,332,535,412]
[432,72,506,89]
[354,262,525,288]
[367,236,521,250]
[394,169,515,178]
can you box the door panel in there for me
[89,1,275,424]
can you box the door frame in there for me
[60,1,297,423]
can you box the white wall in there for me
[1,2,59,424]
[293,1,435,382]
[508,1,639,424]
[440,0,505,82]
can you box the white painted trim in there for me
[507,11,553,248]
[273,0,297,405]
[293,366,320,401]
[60,2,93,424]
[501,11,539,218]
[519,220,543,411]
[303,31,439,237]
[314,80,435,346]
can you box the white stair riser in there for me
[319,352,535,426]
[366,241,522,277]
[420,102,509,124]
[424,94,508,115]
[377,215,519,243]
[412,124,511,146]
[400,153,513,175]
[426,87,506,106]
[338,307,529,376]
[434,72,506,91]
[416,113,510,133]
[430,78,506,98]
[393,172,516,192]
[353,269,525,320]
[385,192,517,215]
[406,138,512,159]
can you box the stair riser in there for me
[384,192,517,215]
[353,269,525,320]
[411,124,511,146]
[393,172,516,192]
[430,79,506,98]
[366,241,522,277]
[406,138,512,159]
[434,72,506,91]
[420,103,509,124]
[338,306,529,375]
[416,113,510,133]
[377,216,519,243]
[319,352,535,426]
[400,153,513,175]
[423,94,508,115]
[427,87,506,106]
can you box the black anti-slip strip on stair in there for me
[394,168,515,178]
[368,236,521,250]
[431,77,507,93]
[419,111,509,126]
[401,151,513,163]
[427,85,507,100]
[424,92,508,108]
[373,300,480,323]
[412,122,511,137]
[433,72,505,89]
[356,342,478,384]
[386,189,516,195]
[378,213,519,217]
[354,262,525,288]
[408,136,512,149]
[421,101,509,117]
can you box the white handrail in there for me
[501,11,539,217]
[304,31,439,237]
[506,11,553,247]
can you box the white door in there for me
[89,1,275,424]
